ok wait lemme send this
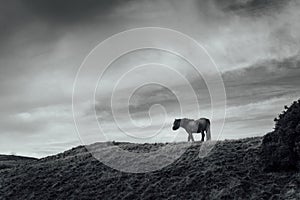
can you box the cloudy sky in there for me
[1,0,300,157]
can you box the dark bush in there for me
[261,99,300,171]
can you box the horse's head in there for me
[172,119,181,131]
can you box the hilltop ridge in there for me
[1,137,299,200]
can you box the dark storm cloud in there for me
[223,54,300,106]
[0,0,131,49]
[128,85,180,114]
[216,0,290,16]
[0,1,31,49]
[0,0,134,118]
[24,0,132,24]
[94,86,181,123]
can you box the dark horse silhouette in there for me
[172,118,211,142]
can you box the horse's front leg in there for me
[187,134,191,142]
[190,133,195,142]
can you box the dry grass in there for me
[1,137,300,199]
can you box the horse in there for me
[172,118,211,142]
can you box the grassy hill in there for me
[1,137,300,200]
[0,154,37,170]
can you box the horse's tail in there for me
[205,119,211,141]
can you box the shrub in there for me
[261,99,300,171]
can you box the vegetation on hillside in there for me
[262,99,300,171]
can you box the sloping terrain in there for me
[1,137,300,200]
[0,155,37,170]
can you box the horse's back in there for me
[198,117,210,123]
[196,118,210,124]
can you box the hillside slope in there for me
[1,137,300,200]
[0,155,37,170]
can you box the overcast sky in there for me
[1,0,300,157]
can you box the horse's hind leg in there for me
[201,131,205,142]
